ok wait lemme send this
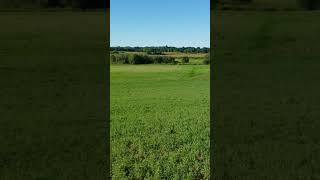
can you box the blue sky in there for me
[110,0,210,48]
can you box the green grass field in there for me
[111,65,210,179]
[213,11,320,179]
[0,11,108,179]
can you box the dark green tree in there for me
[181,57,189,64]
[202,54,210,65]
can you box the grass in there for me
[0,11,108,179]
[111,65,210,179]
[213,10,320,179]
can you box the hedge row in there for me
[110,54,211,65]
[110,54,176,64]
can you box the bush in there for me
[110,55,117,63]
[202,59,210,65]
[151,56,163,64]
[150,56,175,64]
[110,54,176,64]
[128,54,153,64]
[162,56,175,64]
[169,57,176,64]
[128,54,143,64]
[202,55,210,65]
[116,54,129,64]
[181,57,189,64]
[144,56,153,64]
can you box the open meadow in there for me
[0,11,108,179]
[213,11,320,179]
[111,64,210,179]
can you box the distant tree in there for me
[145,48,154,55]
[128,54,152,64]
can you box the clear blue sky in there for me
[110,0,210,48]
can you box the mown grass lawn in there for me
[111,64,210,179]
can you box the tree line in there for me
[111,54,176,64]
[0,0,106,9]
[110,54,210,65]
[110,46,210,54]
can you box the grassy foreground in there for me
[213,11,320,179]
[0,11,108,179]
[111,65,210,179]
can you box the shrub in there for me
[110,54,176,64]
[170,57,176,64]
[110,55,117,63]
[181,57,189,64]
[116,54,129,64]
[144,56,153,64]
[202,54,210,65]
[151,56,163,64]
[128,54,153,64]
[162,56,175,64]
[202,59,210,65]
[128,54,142,64]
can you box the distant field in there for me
[213,11,320,179]
[111,65,210,179]
[162,52,208,58]
[163,52,208,64]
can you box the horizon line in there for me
[110,45,210,48]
